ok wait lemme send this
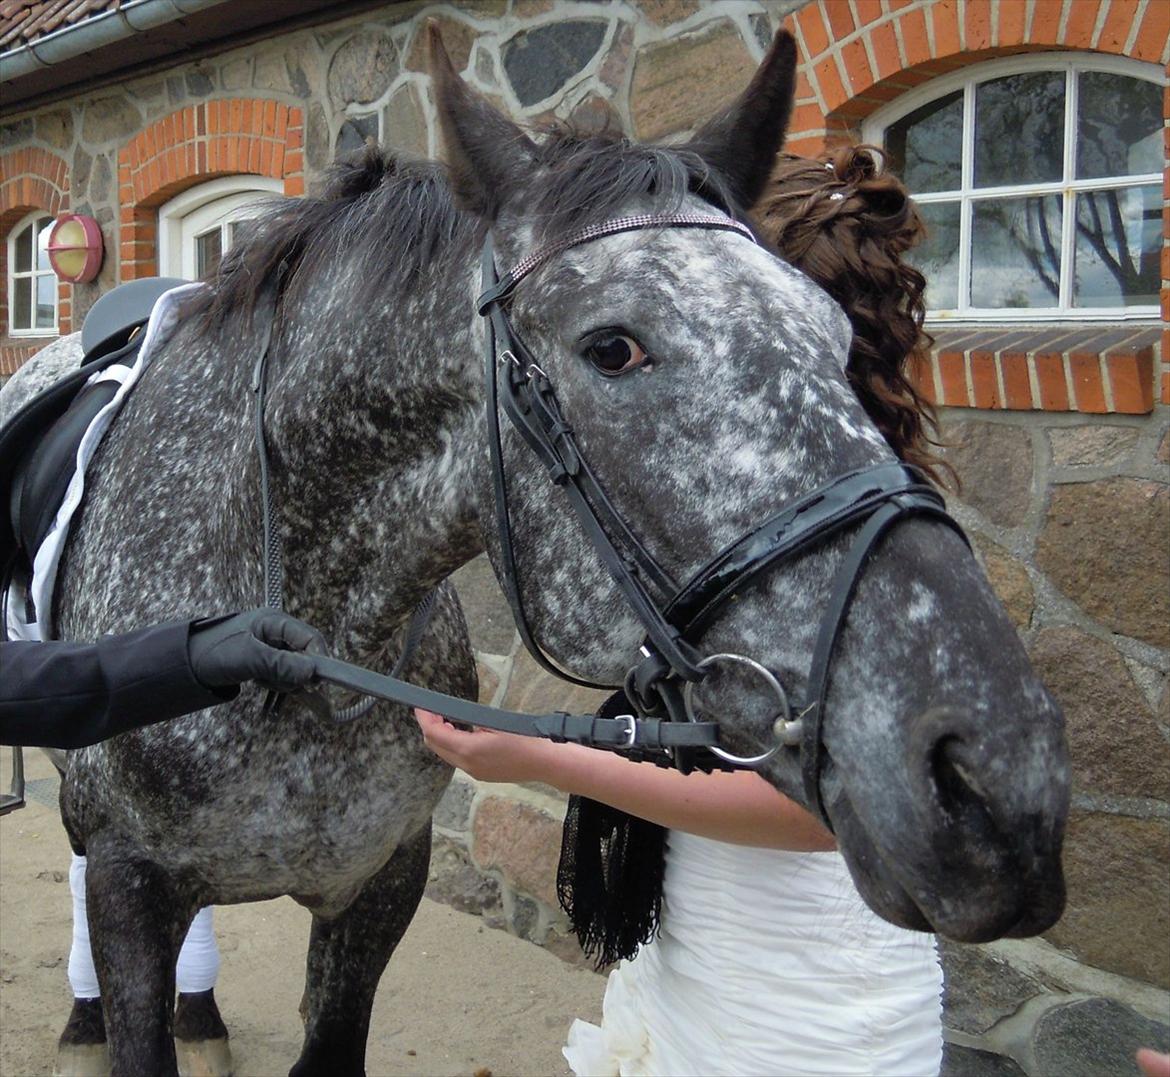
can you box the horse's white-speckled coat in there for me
[0,34,1067,1072]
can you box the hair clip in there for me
[829,192,846,201]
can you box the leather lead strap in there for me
[314,654,721,755]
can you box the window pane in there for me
[970,195,1062,308]
[974,72,1065,188]
[13,276,32,329]
[35,217,53,271]
[1073,184,1160,307]
[908,201,962,309]
[195,229,223,278]
[1077,72,1162,180]
[14,222,32,272]
[35,274,56,328]
[884,90,963,194]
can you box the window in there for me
[865,55,1162,321]
[158,177,283,280]
[7,213,57,335]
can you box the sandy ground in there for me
[0,749,604,1077]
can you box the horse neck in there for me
[263,256,487,660]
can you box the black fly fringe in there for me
[556,690,667,969]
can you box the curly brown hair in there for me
[753,145,950,486]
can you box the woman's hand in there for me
[414,708,565,784]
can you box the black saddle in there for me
[0,278,186,632]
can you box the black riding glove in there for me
[187,609,327,693]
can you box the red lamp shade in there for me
[47,215,104,283]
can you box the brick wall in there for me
[1,2,1167,1072]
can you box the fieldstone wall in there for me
[3,0,1168,1071]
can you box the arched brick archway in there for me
[118,98,304,279]
[781,0,1169,155]
[1,148,71,371]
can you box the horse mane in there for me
[193,147,469,328]
[193,125,748,330]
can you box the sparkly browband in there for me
[477,212,758,313]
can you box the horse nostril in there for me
[929,735,990,820]
[911,706,994,825]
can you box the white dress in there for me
[563,832,943,1077]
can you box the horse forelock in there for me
[516,124,755,244]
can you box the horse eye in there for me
[583,333,650,376]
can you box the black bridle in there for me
[472,212,968,826]
[304,211,968,830]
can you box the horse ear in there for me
[428,21,537,219]
[683,30,798,210]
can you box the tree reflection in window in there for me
[881,61,1161,316]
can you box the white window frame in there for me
[862,53,1164,325]
[6,211,58,337]
[157,176,283,280]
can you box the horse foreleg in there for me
[289,825,432,1077]
[84,844,196,1077]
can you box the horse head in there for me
[430,26,1069,943]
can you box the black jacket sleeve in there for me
[0,621,237,749]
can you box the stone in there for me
[425,834,503,917]
[452,555,516,655]
[305,102,331,172]
[1157,428,1169,465]
[129,78,167,105]
[630,21,756,140]
[938,940,1045,1035]
[1049,425,1140,468]
[503,648,611,718]
[328,32,399,107]
[509,892,541,940]
[0,118,33,148]
[254,50,294,94]
[513,0,555,15]
[1035,478,1169,647]
[634,0,701,25]
[35,109,73,151]
[940,420,1033,527]
[473,44,498,88]
[406,15,476,74]
[1032,997,1170,1077]
[335,114,379,158]
[461,0,507,15]
[72,146,93,201]
[221,57,252,91]
[503,21,609,108]
[1028,627,1170,800]
[285,41,313,98]
[598,21,635,93]
[749,12,774,51]
[1045,812,1170,987]
[434,776,476,833]
[185,69,214,96]
[382,82,429,157]
[941,1043,1026,1076]
[472,795,563,909]
[89,155,112,205]
[568,92,618,134]
[475,659,500,706]
[166,76,187,105]
[80,97,142,144]
[971,535,1033,629]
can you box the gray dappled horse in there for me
[3,29,1068,1077]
